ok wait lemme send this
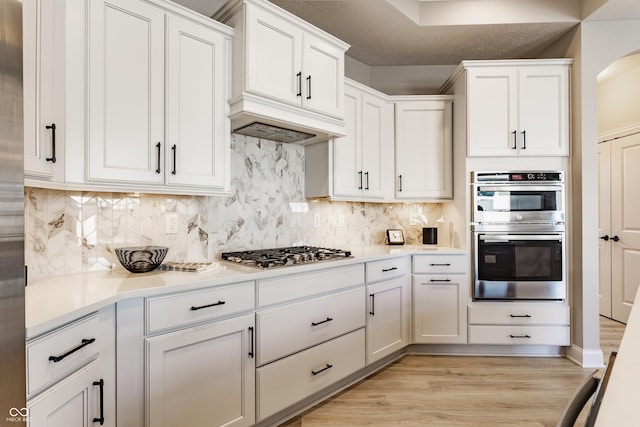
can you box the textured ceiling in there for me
[173,0,640,67]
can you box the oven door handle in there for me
[479,234,563,242]
[476,185,563,193]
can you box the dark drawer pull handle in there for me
[92,379,105,425]
[311,363,333,376]
[364,171,369,190]
[512,130,517,149]
[311,317,333,326]
[171,144,177,175]
[45,123,57,163]
[190,300,226,311]
[48,338,96,363]
[296,72,302,97]
[510,314,532,318]
[248,326,254,359]
[358,171,363,190]
[429,279,451,283]
[369,294,375,316]
[429,263,451,266]
[509,334,531,339]
[398,174,403,192]
[382,267,398,272]
[306,75,312,100]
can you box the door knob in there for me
[600,235,609,241]
[612,235,620,242]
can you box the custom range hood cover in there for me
[234,122,316,143]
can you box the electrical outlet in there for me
[165,213,178,234]
[337,214,345,227]
[313,214,321,228]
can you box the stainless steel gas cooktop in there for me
[220,246,352,269]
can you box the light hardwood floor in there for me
[280,316,625,427]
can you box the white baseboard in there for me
[565,344,605,368]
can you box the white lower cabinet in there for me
[412,253,469,344]
[146,314,255,427]
[27,306,116,427]
[365,257,411,363]
[467,303,570,345]
[256,328,365,421]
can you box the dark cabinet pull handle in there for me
[358,171,363,190]
[306,75,311,99]
[510,334,532,339]
[190,300,226,311]
[369,294,375,316]
[512,130,517,149]
[48,338,96,363]
[311,363,333,376]
[429,279,451,283]
[171,144,177,175]
[92,379,105,425]
[429,263,451,266]
[521,130,526,149]
[296,72,302,97]
[311,317,333,326]
[382,267,398,272]
[45,123,57,163]
[248,326,254,358]
[155,142,161,174]
[364,171,369,190]
[600,235,609,241]
[612,235,620,242]
[398,174,403,192]
[510,314,532,318]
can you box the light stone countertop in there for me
[25,245,466,339]
[594,286,640,426]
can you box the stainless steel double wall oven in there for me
[472,171,566,301]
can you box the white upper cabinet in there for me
[87,0,232,193]
[464,60,571,157]
[305,79,393,201]
[394,97,453,200]
[214,0,349,144]
[23,0,64,182]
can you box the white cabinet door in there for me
[28,360,114,427]
[466,67,518,157]
[395,99,453,199]
[165,14,229,189]
[146,314,255,427]
[87,0,165,185]
[332,87,360,197]
[245,3,302,107]
[366,276,411,364]
[23,0,62,180]
[302,33,344,118]
[413,274,468,344]
[518,66,569,156]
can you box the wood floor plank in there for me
[279,317,625,427]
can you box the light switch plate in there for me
[166,213,178,234]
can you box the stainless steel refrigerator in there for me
[0,0,26,424]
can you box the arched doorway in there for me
[597,51,640,323]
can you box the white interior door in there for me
[598,141,612,318]
[611,133,640,323]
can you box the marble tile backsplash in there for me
[25,134,442,278]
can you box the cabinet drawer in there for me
[256,328,365,421]
[257,287,365,365]
[257,263,364,307]
[366,257,410,283]
[468,325,570,346]
[468,303,570,325]
[27,313,102,396]
[412,254,467,274]
[145,281,255,334]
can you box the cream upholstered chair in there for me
[556,351,617,427]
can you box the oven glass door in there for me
[474,233,565,300]
[474,185,564,223]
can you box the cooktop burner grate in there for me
[220,246,352,269]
